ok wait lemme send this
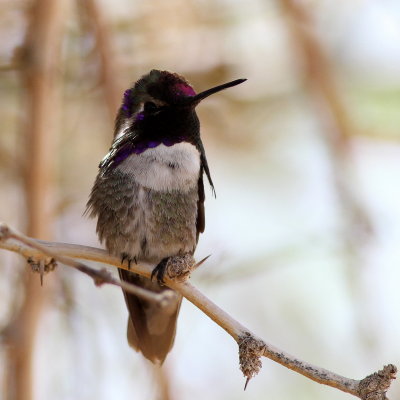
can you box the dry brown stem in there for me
[0,224,171,305]
[9,1,66,399]
[0,222,397,399]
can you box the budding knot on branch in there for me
[238,332,266,389]
[165,254,196,282]
[358,364,397,400]
[92,268,113,287]
[0,223,10,240]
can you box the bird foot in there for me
[121,253,137,270]
[151,257,169,284]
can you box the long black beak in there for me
[187,78,247,106]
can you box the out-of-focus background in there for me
[0,0,399,399]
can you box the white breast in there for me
[116,142,201,192]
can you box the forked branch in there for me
[0,223,171,305]
[0,222,396,399]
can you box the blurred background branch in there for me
[280,0,372,241]
[2,1,65,400]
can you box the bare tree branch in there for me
[9,0,66,399]
[0,222,397,399]
[0,224,172,305]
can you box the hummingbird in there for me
[86,70,246,363]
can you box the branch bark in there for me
[0,222,397,399]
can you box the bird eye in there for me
[144,101,158,113]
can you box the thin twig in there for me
[0,222,397,399]
[0,223,170,305]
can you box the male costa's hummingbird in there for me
[86,70,246,363]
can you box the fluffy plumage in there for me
[86,70,244,362]
[86,70,208,363]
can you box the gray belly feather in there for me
[87,146,200,263]
[86,142,201,362]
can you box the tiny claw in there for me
[151,258,168,284]
[121,253,136,270]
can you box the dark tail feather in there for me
[118,269,182,363]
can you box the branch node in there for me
[27,256,57,285]
[158,290,179,308]
[93,268,113,287]
[238,332,266,388]
[0,222,10,240]
[166,253,196,282]
[358,364,397,400]
[27,256,57,273]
